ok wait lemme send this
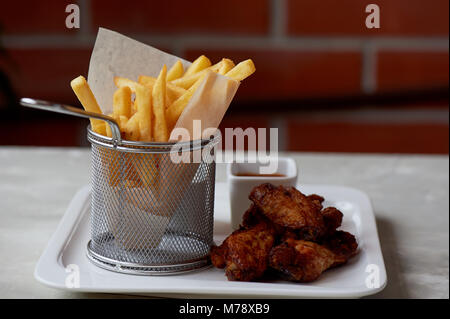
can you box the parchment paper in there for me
[86,29,241,249]
[172,70,239,140]
[88,28,239,140]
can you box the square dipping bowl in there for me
[227,157,298,230]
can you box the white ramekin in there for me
[227,157,298,230]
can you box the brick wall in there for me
[0,0,448,153]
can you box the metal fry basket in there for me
[18,98,219,275]
[86,127,220,275]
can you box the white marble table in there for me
[0,147,448,298]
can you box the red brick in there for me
[0,1,79,34]
[91,0,269,35]
[377,51,449,92]
[3,48,91,103]
[219,114,269,130]
[218,113,270,150]
[287,122,449,154]
[287,0,449,36]
[185,49,362,100]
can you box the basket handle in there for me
[20,98,122,145]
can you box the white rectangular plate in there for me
[35,183,387,298]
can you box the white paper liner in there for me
[87,28,239,250]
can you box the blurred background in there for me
[0,0,448,153]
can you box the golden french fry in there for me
[103,149,141,187]
[225,59,256,81]
[124,178,141,188]
[124,113,140,141]
[100,147,120,187]
[70,76,106,135]
[138,75,186,101]
[137,75,155,88]
[99,115,139,187]
[113,86,132,118]
[114,76,140,93]
[152,65,169,142]
[105,114,113,138]
[218,58,235,75]
[106,112,129,138]
[122,153,142,187]
[95,122,107,136]
[166,74,205,130]
[170,69,205,89]
[115,114,129,135]
[183,55,211,77]
[209,59,226,73]
[133,153,159,187]
[130,100,137,115]
[170,59,225,89]
[167,60,184,81]
[134,84,152,141]
[165,92,176,107]
[165,89,181,108]
[118,115,128,128]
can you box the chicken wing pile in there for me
[210,183,358,282]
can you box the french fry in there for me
[121,153,142,187]
[102,148,140,187]
[170,69,205,89]
[95,122,107,136]
[218,58,235,75]
[152,65,169,142]
[113,86,132,118]
[100,147,120,186]
[170,70,205,90]
[170,59,225,89]
[107,108,136,182]
[183,55,211,77]
[116,114,129,133]
[124,113,140,141]
[135,84,153,142]
[165,91,176,107]
[114,76,140,93]
[123,114,157,189]
[105,116,112,138]
[167,60,184,81]
[118,115,128,128]
[138,75,186,102]
[166,73,206,130]
[70,76,106,135]
[130,100,137,115]
[209,59,225,73]
[105,113,128,138]
[225,59,256,81]
[102,114,138,188]
[133,153,159,187]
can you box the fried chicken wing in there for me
[307,194,325,211]
[269,239,336,282]
[321,207,343,237]
[241,204,265,228]
[241,204,286,235]
[280,206,344,241]
[244,187,342,241]
[211,183,359,283]
[210,242,227,269]
[210,222,275,281]
[269,234,358,282]
[323,230,358,266]
[249,184,325,240]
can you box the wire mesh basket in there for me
[86,127,220,275]
[18,98,219,275]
